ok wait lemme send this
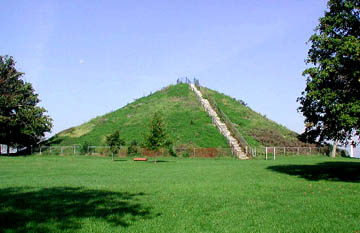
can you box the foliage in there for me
[1,155,359,232]
[298,0,360,146]
[144,111,168,152]
[167,146,177,157]
[81,141,90,154]
[0,55,52,151]
[105,131,125,155]
[181,151,190,158]
[127,140,138,155]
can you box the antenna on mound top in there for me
[176,77,200,86]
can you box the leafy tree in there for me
[106,131,125,161]
[298,0,360,157]
[81,141,90,155]
[145,111,169,163]
[127,140,138,156]
[0,55,53,154]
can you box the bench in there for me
[133,158,148,161]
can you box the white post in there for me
[283,147,286,155]
[40,146,42,155]
[265,147,268,160]
[274,147,276,160]
[310,147,312,154]
[350,143,354,158]
[74,145,76,155]
[297,147,300,155]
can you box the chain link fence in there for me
[252,146,329,160]
[31,145,329,159]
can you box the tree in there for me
[298,0,360,157]
[0,55,53,154]
[127,139,138,156]
[144,111,169,163]
[106,131,125,161]
[81,141,90,155]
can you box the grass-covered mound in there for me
[49,83,310,149]
[49,84,228,148]
[0,155,359,232]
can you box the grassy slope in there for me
[49,84,228,148]
[202,87,308,148]
[0,155,359,232]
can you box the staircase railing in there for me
[199,87,254,157]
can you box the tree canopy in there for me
[144,111,172,161]
[298,0,360,152]
[0,55,53,153]
[145,111,168,152]
[105,130,125,160]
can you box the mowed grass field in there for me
[0,155,359,233]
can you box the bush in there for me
[168,146,177,157]
[181,152,190,158]
[81,141,90,154]
[127,140,138,156]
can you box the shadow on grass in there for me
[113,159,128,162]
[0,187,155,232]
[149,160,172,163]
[267,161,360,182]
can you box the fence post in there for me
[265,147,268,160]
[74,145,76,155]
[61,147,63,155]
[283,147,286,155]
[297,147,300,155]
[309,147,312,154]
[254,148,256,157]
[40,146,42,155]
[274,147,276,160]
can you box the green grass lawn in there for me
[1,155,359,233]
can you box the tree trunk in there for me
[331,139,338,158]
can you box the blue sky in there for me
[2,0,357,156]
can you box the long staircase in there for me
[190,84,248,159]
